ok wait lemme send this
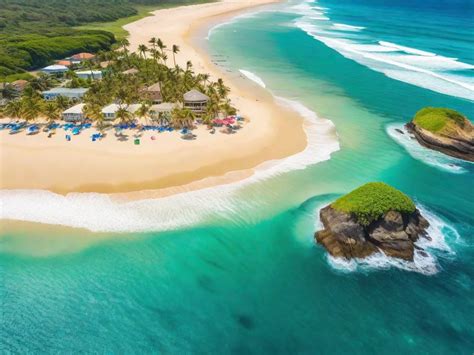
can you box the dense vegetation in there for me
[332,182,416,225]
[0,0,211,80]
[1,37,237,131]
[413,107,469,134]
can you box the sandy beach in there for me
[0,0,307,196]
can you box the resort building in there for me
[75,70,103,80]
[62,103,86,122]
[101,103,141,120]
[183,89,209,114]
[122,68,139,75]
[42,87,88,101]
[149,102,181,121]
[41,64,69,75]
[56,60,73,67]
[70,52,95,64]
[141,83,162,104]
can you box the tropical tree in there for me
[30,73,54,91]
[3,100,23,120]
[172,107,195,129]
[42,102,60,123]
[136,103,150,124]
[138,44,148,60]
[55,95,71,111]
[172,44,180,67]
[216,78,230,100]
[1,83,19,100]
[83,103,104,128]
[20,97,43,122]
[115,107,133,125]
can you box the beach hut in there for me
[141,83,163,104]
[41,64,69,75]
[101,103,141,120]
[75,70,103,80]
[42,87,88,101]
[62,103,86,122]
[149,102,181,121]
[183,89,209,114]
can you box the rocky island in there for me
[405,107,474,162]
[315,182,430,261]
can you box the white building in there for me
[62,103,86,122]
[41,64,69,75]
[42,87,88,101]
[101,104,141,120]
[75,70,103,80]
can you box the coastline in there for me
[0,0,312,198]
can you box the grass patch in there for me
[332,182,416,225]
[0,72,35,83]
[413,107,468,134]
[75,5,160,40]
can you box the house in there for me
[75,70,103,80]
[101,103,141,120]
[183,89,209,114]
[41,65,69,75]
[141,83,162,104]
[56,60,73,67]
[149,102,181,121]
[70,52,95,63]
[42,87,88,101]
[122,68,139,75]
[62,103,86,122]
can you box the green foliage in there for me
[332,182,416,225]
[413,107,468,134]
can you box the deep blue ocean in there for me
[1,0,473,353]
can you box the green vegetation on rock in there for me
[332,182,416,225]
[413,107,468,134]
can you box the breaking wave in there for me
[291,0,474,101]
[386,123,470,174]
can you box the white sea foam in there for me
[291,2,474,101]
[332,23,365,32]
[379,41,437,57]
[239,69,266,88]
[386,123,469,174]
[319,203,460,275]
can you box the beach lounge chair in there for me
[66,135,71,141]
[134,138,140,145]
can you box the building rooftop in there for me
[57,60,72,67]
[42,64,69,72]
[102,103,141,114]
[42,87,88,95]
[146,83,161,92]
[71,52,95,60]
[62,103,85,114]
[183,89,209,102]
[75,70,102,75]
[150,102,181,112]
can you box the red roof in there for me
[71,52,95,60]
[57,60,72,66]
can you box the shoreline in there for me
[1,0,310,198]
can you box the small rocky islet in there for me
[405,107,474,162]
[315,182,431,261]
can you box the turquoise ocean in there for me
[1,0,474,352]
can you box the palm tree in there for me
[172,44,180,67]
[0,83,18,100]
[42,102,60,123]
[30,73,54,91]
[20,97,43,122]
[156,38,166,57]
[150,48,161,63]
[136,103,150,124]
[55,95,71,111]
[216,78,230,100]
[3,100,23,120]
[172,108,195,129]
[115,107,133,125]
[149,37,157,50]
[119,38,131,64]
[162,53,168,66]
[138,44,148,60]
[83,103,104,128]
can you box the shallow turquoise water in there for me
[1,0,474,353]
